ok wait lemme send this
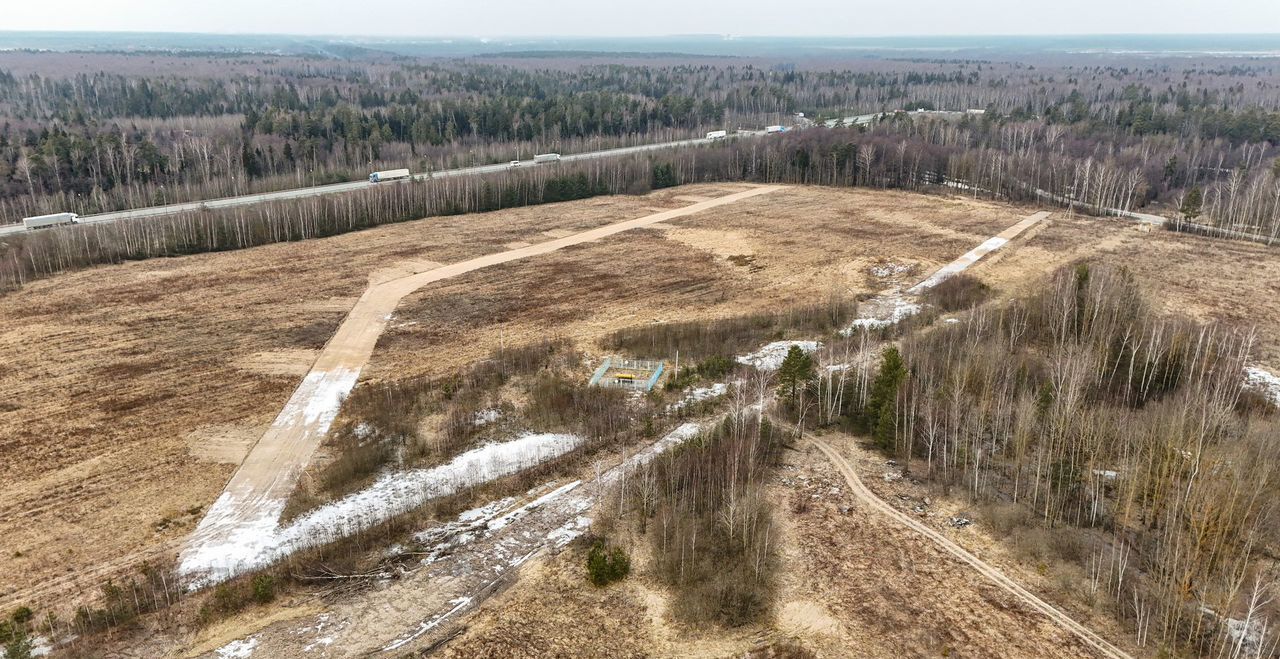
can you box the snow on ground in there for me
[221,422,710,655]
[843,290,922,332]
[1244,367,1280,407]
[737,341,820,371]
[384,597,474,652]
[668,382,729,410]
[181,432,585,586]
[473,408,501,426]
[216,636,259,658]
[870,262,914,278]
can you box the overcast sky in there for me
[4,0,1278,37]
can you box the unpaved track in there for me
[178,185,785,583]
[810,436,1131,659]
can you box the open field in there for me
[4,182,1280,652]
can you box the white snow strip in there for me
[1244,367,1280,408]
[383,597,472,652]
[737,341,820,371]
[216,636,259,659]
[181,432,585,585]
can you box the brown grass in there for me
[7,181,1276,626]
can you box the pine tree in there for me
[1180,186,1203,221]
[863,347,906,451]
[777,345,816,400]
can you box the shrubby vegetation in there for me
[585,540,631,587]
[823,262,1279,656]
[610,414,784,626]
[603,297,854,363]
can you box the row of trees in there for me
[5,120,1277,293]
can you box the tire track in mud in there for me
[810,436,1131,659]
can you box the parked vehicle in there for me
[509,160,522,167]
[23,212,79,230]
[368,168,412,183]
[705,130,728,140]
[533,153,561,164]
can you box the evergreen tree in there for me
[1180,186,1203,221]
[863,347,907,451]
[777,345,816,400]
[652,163,677,189]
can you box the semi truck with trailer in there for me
[533,153,561,164]
[765,125,785,134]
[368,168,412,184]
[705,130,728,140]
[23,212,79,230]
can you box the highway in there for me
[0,134,757,238]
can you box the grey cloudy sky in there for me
[5,0,1278,37]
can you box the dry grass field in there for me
[3,182,1279,653]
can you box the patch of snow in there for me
[737,341,820,371]
[473,408,501,426]
[383,597,472,652]
[29,636,51,657]
[1201,606,1268,654]
[353,422,374,440]
[944,318,961,324]
[870,262,914,278]
[826,363,849,372]
[669,382,729,410]
[547,516,593,548]
[843,291,922,332]
[183,432,584,585]
[1244,367,1280,408]
[216,636,259,659]
[1092,469,1120,480]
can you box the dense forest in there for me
[0,51,1277,229]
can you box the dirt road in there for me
[809,436,1132,659]
[178,185,786,585]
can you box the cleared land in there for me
[3,183,1279,643]
[178,186,784,585]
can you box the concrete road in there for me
[0,134,764,238]
[177,185,785,586]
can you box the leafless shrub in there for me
[921,273,992,313]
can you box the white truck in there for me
[765,125,785,134]
[533,153,561,164]
[705,130,728,140]
[23,212,79,230]
[369,168,412,184]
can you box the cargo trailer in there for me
[23,212,79,230]
[369,168,412,183]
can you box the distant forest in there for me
[0,51,1277,235]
